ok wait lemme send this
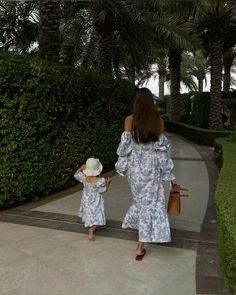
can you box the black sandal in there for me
[135,249,146,261]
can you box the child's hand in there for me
[80,164,86,171]
[104,177,111,193]
[76,164,85,173]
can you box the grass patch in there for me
[215,138,236,293]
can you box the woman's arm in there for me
[124,115,133,132]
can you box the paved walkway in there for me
[0,133,231,295]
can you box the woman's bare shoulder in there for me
[124,115,133,132]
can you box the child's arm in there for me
[74,164,86,183]
[76,164,86,174]
[104,177,111,193]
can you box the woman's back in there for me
[115,87,175,247]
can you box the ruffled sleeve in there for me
[116,132,132,156]
[97,177,106,193]
[115,131,132,177]
[154,134,175,182]
[74,171,85,183]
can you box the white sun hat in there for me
[83,158,103,176]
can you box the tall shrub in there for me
[190,92,210,128]
[162,92,194,123]
[0,52,133,206]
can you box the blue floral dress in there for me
[74,172,106,228]
[115,132,175,243]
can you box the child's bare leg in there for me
[88,225,96,241]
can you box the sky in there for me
[140,70,236,97]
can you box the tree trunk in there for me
[223,48,234,92]
[60,44,75,65]
[198,79,203,92]
[125,63,135,85]
[39,0,61,63]
[158,73,165,100]
[209,40,223,128]
[98,32,113,75]
[223,65,231,92]
[169,49,182,121]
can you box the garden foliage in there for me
[215,138,236,294]
[0,52,133,206]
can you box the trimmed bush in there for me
[161,92,196,123]
[189,92,210,128]
[164,120,235,146]
[0,52,134,207]
[162,91,236,128]
[179,92,194,123]
[215,138,236,293]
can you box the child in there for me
[74,158,111,241]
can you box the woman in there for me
[115,87,175,261]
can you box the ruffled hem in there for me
[79,213,106,228]
[138,237,171,243]
[122,203,171,243]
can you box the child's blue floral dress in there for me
[74,172,106,228]
[115,131,175,243]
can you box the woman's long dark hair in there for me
[132,88,162,143]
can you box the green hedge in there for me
[161,92,196,123]
[0,52,134,207]
[222,90,236,103]
[189,92,210,128]
[162,91,236,127]
[179,92,194,122]
[164,120,235,146]
[215,137,236,293]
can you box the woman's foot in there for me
[135,249,146,261]
[136,241,146,260]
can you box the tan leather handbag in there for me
[167,182,188,215]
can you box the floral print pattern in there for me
[74,172,106,228]
[115,132,175,243]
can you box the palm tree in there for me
[89,0,117,75]
[158,0,201,121]
[197,0,236,128]
[157,52,168,100]
[0,0,39,52]
[181,51,208,92]
[62,0,200,83]
[168,49,182,120]
[223,47,235,92]
[60,2,91,65]
[39,0,62,62]
[88,0,158,76]
[62,0,145,75]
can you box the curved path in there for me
[0,133,231,295]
